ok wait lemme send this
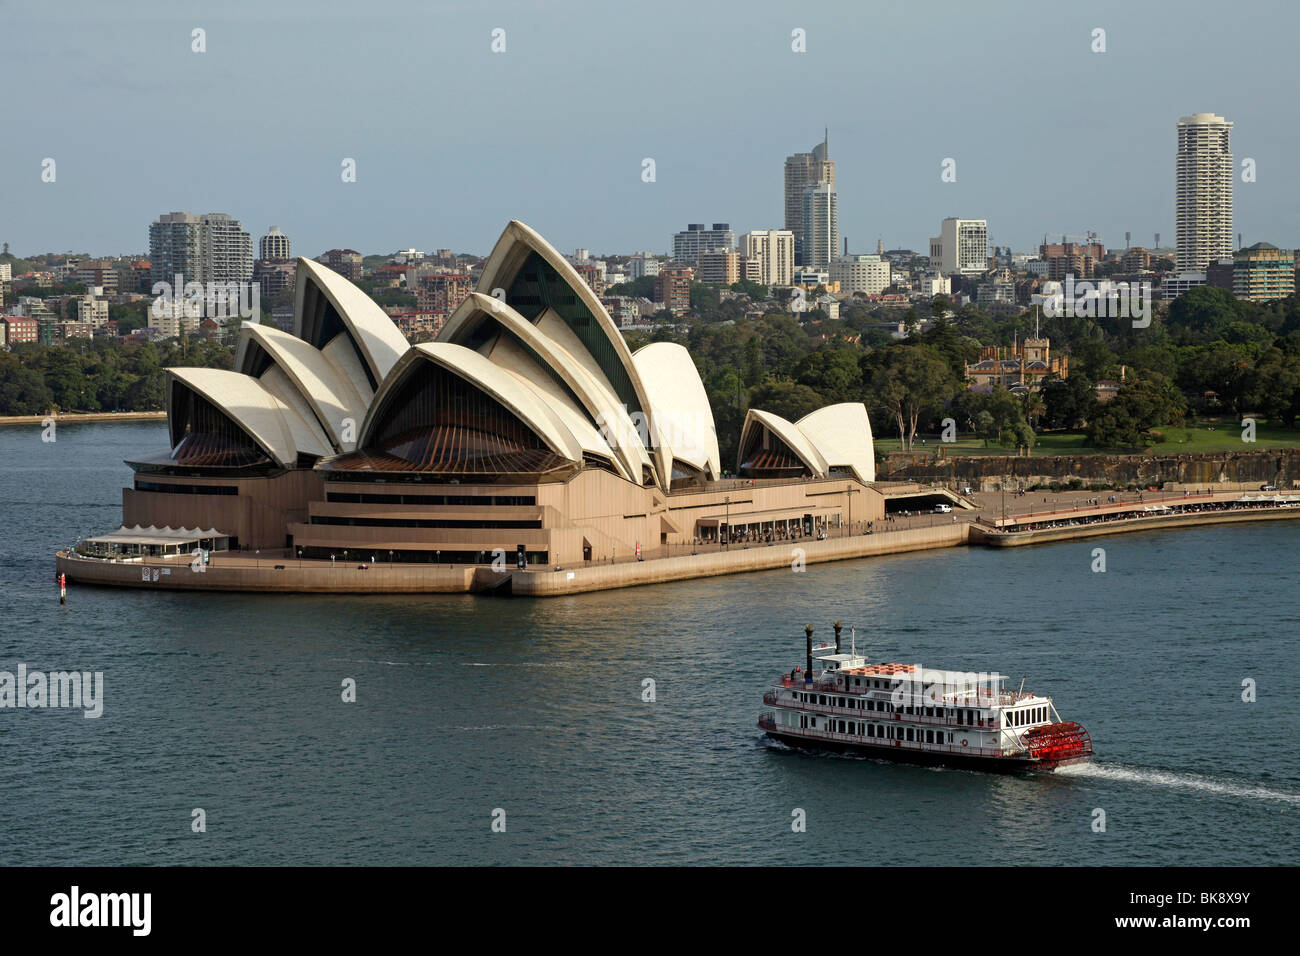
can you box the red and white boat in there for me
[758,623,1093,772]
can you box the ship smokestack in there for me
[805,625,814,686]
[834,621,842,654]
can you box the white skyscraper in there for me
[1176,112,1234,273]
[739,230,795,287]
[259,225,291,260]
[149,211,253,289]
[202,213,253,286]
[800,185,839,271]
[929,218,988,275]
[785,132,834,266]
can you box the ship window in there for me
[926,730,934,743]
[906,728,914,741]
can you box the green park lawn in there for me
[877,418,1300,457]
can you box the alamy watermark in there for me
[152,274,260,323]
[1042,274,1153,328]
[594,404,714,456]
[889,669,1004,708]
[0,663,103,717]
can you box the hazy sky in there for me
[2,0,1296,259]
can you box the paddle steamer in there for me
[758,623,1093,772]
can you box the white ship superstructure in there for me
[758,623,1093,772]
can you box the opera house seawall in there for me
[56,220,898,596]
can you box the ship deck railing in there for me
[760,716,1008,759]
[774,679,1034,708]
[765,691,1008,729]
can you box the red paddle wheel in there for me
[1023,721,1093,766]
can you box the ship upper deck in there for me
[787,655,1042,708]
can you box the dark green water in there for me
[1,423,1296,865]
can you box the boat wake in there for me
[1058,761,1300,805]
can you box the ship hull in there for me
[763,730,1088,774]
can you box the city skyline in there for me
[1,0,1296,259]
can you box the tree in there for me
[0,356,54,414]
[794,347,863,404]
[607,276,655,299]
[1166,286,1244,343]
[1068,338,1118,382]
[1086,375,1186,448]
[729,279,768,301]
[1176,342,1258,414]
[1250,348,1300,427]
[1022,391,1047,430]
[866,345,958,450]
[1040,373,1096,430]
[689,282,720,314]
[747,380,824,423]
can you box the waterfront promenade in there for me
[54,485,1300,596]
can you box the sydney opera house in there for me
[59,221,885,592]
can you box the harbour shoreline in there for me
[54,493,1300,595]
[0,410,167,426]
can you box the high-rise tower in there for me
[784,131,834,266]
[800,184,839,271]
[259,225,291,261]
[1176,113,1234,273]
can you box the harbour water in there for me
[1,423,1296,865]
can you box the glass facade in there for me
[737,425,811,479]
[504,251,642,416]
[167,386,271,469]
[299,278,379,392]
[335,360,571,477]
